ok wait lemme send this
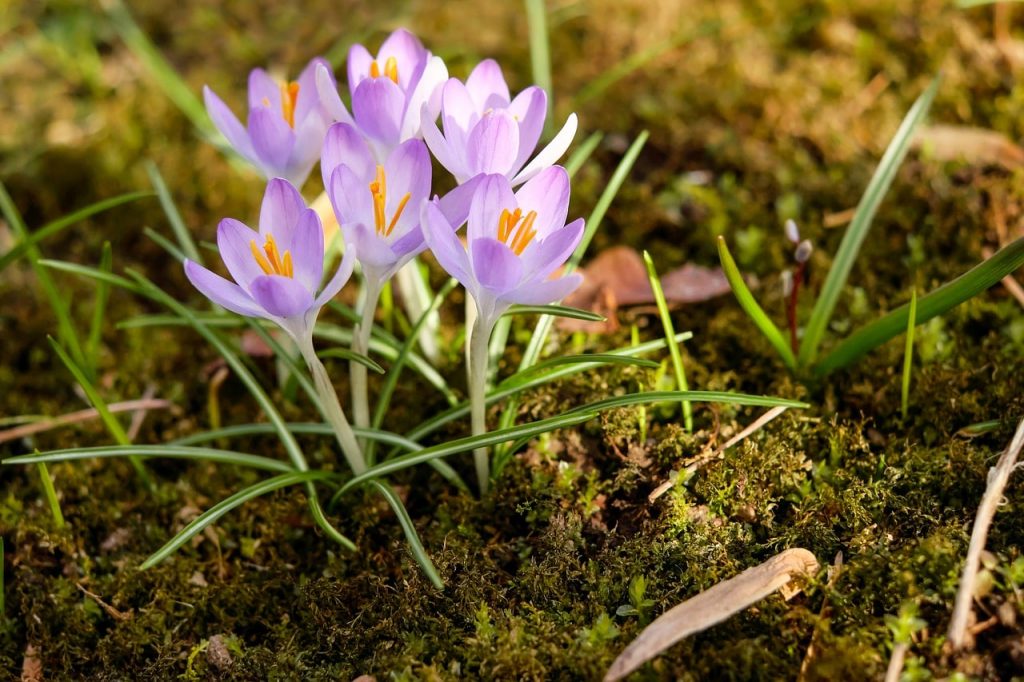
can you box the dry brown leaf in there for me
[561,246,731,333]
[914,125,1024,168]
[604,548,819,681]
[21,644,42,682]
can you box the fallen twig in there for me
[947,414,1024,650]
[0,398,173,445]
[604,548,819,681]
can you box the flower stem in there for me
[298,336,367,475]
[468,315,494,495]
[351,281,382,448]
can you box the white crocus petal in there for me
[510,113,578,187]
[400,55,448,141]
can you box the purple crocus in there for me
[184,178,354,342]
[422,59,578,186]
[321,122,432,287]
[204,58,334,188]
[422,167,583,324]
[316,29,447,162]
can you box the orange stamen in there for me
[280,81,300,128]
[508,211,538,256]
[369,58,400,84]
[250,234,294,277]
[385,193,411,237]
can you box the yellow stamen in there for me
[369,58,400,84]
[250,234,294,277]
[367,165,411,237]
[280,81,300,128]
[385,193,411,237]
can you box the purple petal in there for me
[314,246,356,306]
[347,43,374,96]
[437,174,483,228]
[216,218,263,288]
[289,209,325,291]
[514,165,569,239]
[467,174,516,243]
[508,87,547,174]
[248,108,295,174]
[184,260,264,317]
[441,78,478,132]
[285,113,327,187]
[385,135,432,204]
[248,68,281,111]
[250,275,314,318]
[342,222,397,269]
[470,238,523,295]
[421,107,464,180]
[389,224,426,261]
[466,59,510,110]
[421,201,471,285]
[512,113,577,186]
[378,29,428,90]
[351,78,404,147]
[504,273,583,306]
[466,111,520,178]
[204,86,256,161]
[329,165,374,231]
[400,55,448,140]
[294,57,331,124]
[520,218,584,282]
[316,63,354,125]
[259,178,307,243]
[322,122,376,189]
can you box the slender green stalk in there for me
[37,461,65,529]
[901,289,917,420]
[297,336,366,475]
[1,537,4,617]
[369,481,444,590]
[469,315,496,494]
[351,281,383,444]
[146,161,202,264]
[643,251,693,432]
[524,0,554,136]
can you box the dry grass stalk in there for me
[604,548,819,681]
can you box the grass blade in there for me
[4,445,293,473]
[643,251,693,432]
[565,131,604,177]
[139,471,338,569]
[48,336,153,488]
[504,304,606,322]
[524,0,554,136]
[39,259,146,294]
[815,235,1024,375]
[0,191,152,274]
[348,390,806,493]
[901,289,917,420]
[798,76,941,367]
[146,161,202,264]
[126,270,356,550]
[85,241,113,375]
[0,182,88,370]
[717,236,797,370]
[317,347,386,374]
[36,460,66,529]
[369,481,444,590]
[498,354,660,388]
[170,423,421,452]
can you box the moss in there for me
[4,0,1024,678]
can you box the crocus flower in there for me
[321,122,433,287]
[422,59,578,186]
[316,29,448,162]
[421,166,584,327]
[184,178,354,342]
[204,58,334,187]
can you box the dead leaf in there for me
[914,125,1024,168]
[561,246,732,333]
[604,548,819,681]
[21,645,42,682]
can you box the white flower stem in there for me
[468,314,495,495]
[298,336,367,475]
[351,281,382,448]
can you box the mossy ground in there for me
[3,0,1024,679]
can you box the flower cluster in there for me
[187,29,585,488]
